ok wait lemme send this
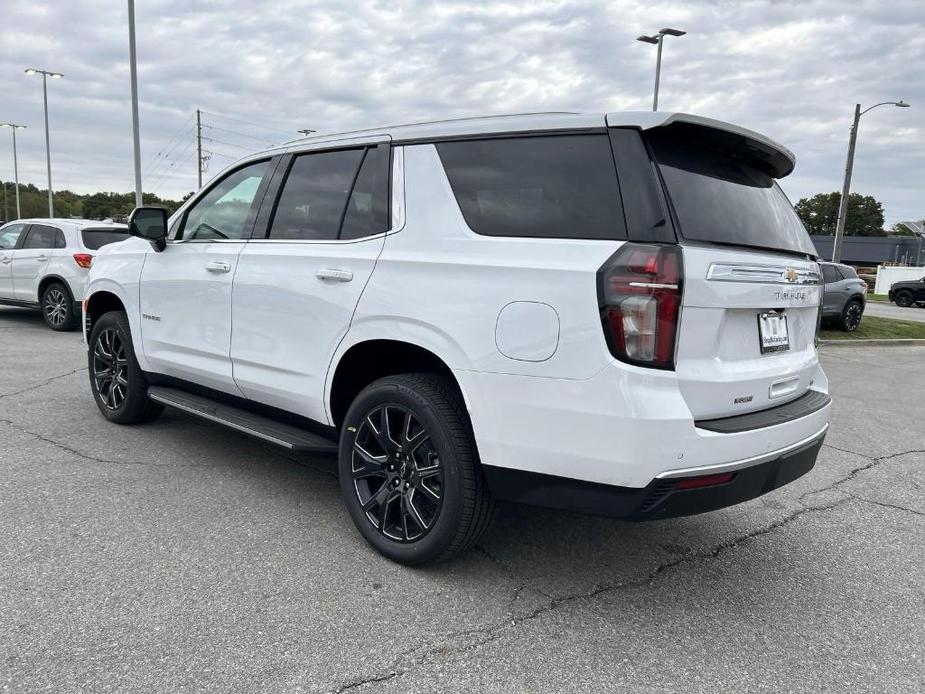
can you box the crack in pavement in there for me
[851,495,925,519]
[0,367,87,400]
[327,446,925,693]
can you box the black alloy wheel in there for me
[41,282,77,331]
[894,290,913,308]
[351,404,444,542]
[92,327,128,410]
[841,300,863,332]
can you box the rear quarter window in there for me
[436,134,627,240]
[81,228,129,250]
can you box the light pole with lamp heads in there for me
[636,28,686,111]
[24,67,63,218]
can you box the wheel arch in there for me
[327,338,470,429]
[37,274,75,303]
[85,289,128,337]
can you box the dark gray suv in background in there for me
[820,262,867,331]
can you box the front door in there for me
[139,159,271,395]
[12,224,61,302]
[231,143,390,421]
[0,223,28,298]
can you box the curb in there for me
[819,338,925,348]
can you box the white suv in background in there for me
[0,219,128,330]
[84,111,831,564]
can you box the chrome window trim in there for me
[706,262,821,285]
[244,145,405,246]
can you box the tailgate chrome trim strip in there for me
[656,423,829,479]
[707,263,821,285]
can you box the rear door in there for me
[231,142,390,422]
[643,123,822,421]
[821,265,842,316]
[12,224,61,302]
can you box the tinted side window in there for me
[22,225,59,249]
[0,223,27,249]
[268,149,364,241]
[821,266,838,284]
[839,265,858,279]
[340,147,389,240]
[55,229,66,248]
[82,228,130,250]
[180,160,269,240]
[436,135,626,240]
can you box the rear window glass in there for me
[838,265,858,279]
[82,228,128,250]
[436,135,626,240]
[647,130,815,257]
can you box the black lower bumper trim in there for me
[482,433,824,521]
[695,390,831,434]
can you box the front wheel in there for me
[41,282,78,331]
[88,311,164,424]
[839,299,863,332]
[338,374,494,565]
[894,290,913,308]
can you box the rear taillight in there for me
[813,263,823,346]
[73,253,92,268]
[598,243,682,370]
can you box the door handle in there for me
[36,255,48,262]
[316,268,353,282]
[205,261,231,273]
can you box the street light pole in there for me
[25,67,63,218]
[0,123,26,218]
[127,0,143,209]
[637,28,686,112]
[831,100,910,263]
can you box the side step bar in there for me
[147,386,338,454]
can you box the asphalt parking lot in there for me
[1,306,923,694]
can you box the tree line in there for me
[0,180,191,223]
[794,191,918,237]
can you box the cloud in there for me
[0,0,921,223]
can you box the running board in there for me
[147,386,338,454]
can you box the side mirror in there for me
[128,207,168,251]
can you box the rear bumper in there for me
[483,427,825,520]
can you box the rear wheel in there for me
[41,282,78,331]
[894,290,913,308]
[338,374,494,565]
[839,299,863,332]
[88,311,164,424]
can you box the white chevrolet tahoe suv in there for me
[0,218,128,330]
[84,112,830,564]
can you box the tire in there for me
[41,282,78,331]
[839,299,863,332]
[894,290,913,308]
[88,311,164,424]
[338,374,494,565]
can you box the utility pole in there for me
[196,108,203,189]
[832,100,910,263]
[832,104,860,264]
[127,0,143,209]
[3,182,7,222]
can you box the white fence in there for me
[874,265,925,294]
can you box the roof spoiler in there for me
[606,112,796,178]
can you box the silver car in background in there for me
[820,261,867,332]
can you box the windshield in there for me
[647,130,816,257]
[82,228,129,250]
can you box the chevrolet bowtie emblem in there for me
[785,268,798,283]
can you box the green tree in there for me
[0,180,185,222]
[794,192,885,236]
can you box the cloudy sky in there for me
[0,0,922,224]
